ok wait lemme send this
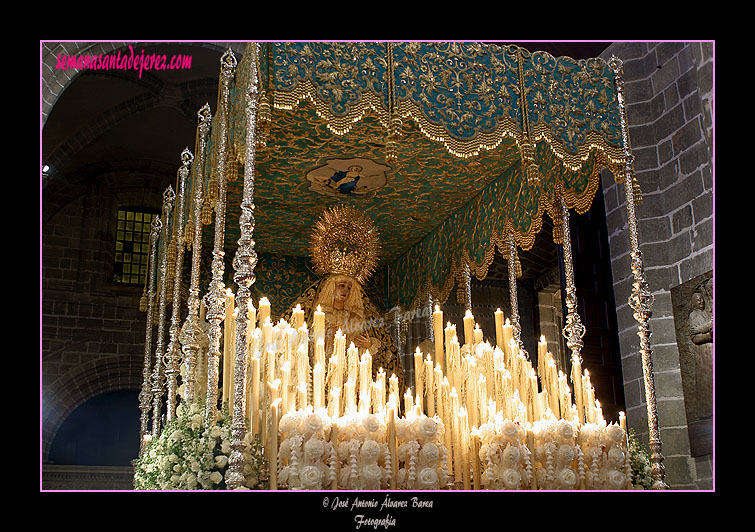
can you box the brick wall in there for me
[42,171,172,463]
[600,42,714,489]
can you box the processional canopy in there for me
[191,42,636,313]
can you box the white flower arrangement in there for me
[134,402,265,490]
[394,415,448,490]
[477,415,632,490]
[627,428,654,489]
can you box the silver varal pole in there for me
[227,42,261,490]
[151,186,175,439]
[139,216,162,454]
[165,148,193,422]
[609,55,667,489]
[205,49,237,426]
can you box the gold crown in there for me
[309,205,380,285]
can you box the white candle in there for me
[572,354,584,424]
[433,305,445,374]
[502,318,513,365]
[473,323,483,345]
[494,308,505,352]
[425,355,435,417]
[270,398,280,490]
[387,404,397,489]
[258,297,270,329]
[313,362,323,410]
[314,304,325,344]
[463,309,475,347]
[291,303,304,329]
[251,354,260,436]
[413,346,424,407]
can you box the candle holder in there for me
[609,55,667,490]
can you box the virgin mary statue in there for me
[285,205,405,394]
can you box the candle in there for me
[459,408,470,490]
[280,362,291,415]
[471,429,481,490]
[477,374,487,424]
[222,289,236,409]
[425,355,435,417]
[297,381,307,411]
[442,377,453,477]
[262,317,273,354]
[463,310,475,347]
[251,354,260,436]
[404,387,414,416]
[313,362,323,410]
[502,318,513,366]
[389,373,399,412]
[270,398,280,490]
[450,389,462,482]
[314,304,325,344]
[329,387,341,419]
[387,404,397,489]
[449,335,461,393]
[291,303,304,329]
[433,305,445,374]
[494,308,505,352]
[619,411,627,432]
[330,422,340,490]
[434,363,443,420]
[473,323,483,346]
[571,355,584,424]
[345,378,356,414]
[529,368,539,422]
[258,297,270,328]
[465,356,478,428]
[413,347,424,408]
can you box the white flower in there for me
[418,442,440,464]
[361,414,381,434]
[209,425,222,439]
[608,447,625,467]
[415,417,438,440]
[210,471,223,484]
[478,423,495,443]
[556,419,575,440]
[501,468,521,489]
[558,468,578,489]
[395,418,413,441]
[362,463,383,483]
[190,402,201,414]
[215,455,229,468]
[360,439,381,463]
[303,438,324,462]
[557,444,575,464]
[479,442,498,462]
[221,441,232,455]
[502,443,521,465]
[300,465,323,489]
[501,419,519,439]
[604,469,626,489]
[416,467,439,489]
[279,412,301,435]
[606,424,625,444]
[304,413,324,434]
[190,461,201,472]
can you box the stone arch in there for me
[41,354,145,463]
[42,41,247,126]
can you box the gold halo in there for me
[309,205,380,285]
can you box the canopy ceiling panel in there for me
[184,42,636,313]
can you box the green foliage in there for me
[627,428,653,489]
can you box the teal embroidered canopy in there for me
[179,42,636,315]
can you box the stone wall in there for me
[600,42,714,489]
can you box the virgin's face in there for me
[334,280,352,305]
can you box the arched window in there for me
[113,207,158,285]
